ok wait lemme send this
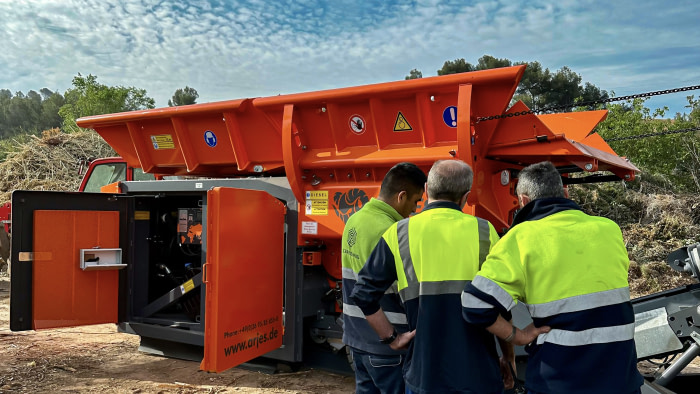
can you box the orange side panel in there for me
[32,210,119,329]
[200,188,285,372]
[100,181,122,193]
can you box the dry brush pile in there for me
[0,128,115,204]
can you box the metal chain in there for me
[475,84,700,123]
[604,126,700,142]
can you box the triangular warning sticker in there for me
[393,112,413,132]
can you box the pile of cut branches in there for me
[0,129,115,203]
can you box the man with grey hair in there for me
[462,161,643,394]
[350,159,544,393]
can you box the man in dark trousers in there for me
[341,162,427,394]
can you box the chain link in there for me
[475,84,700,123]
[604,126,700,142]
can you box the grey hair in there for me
[515,161,565,200]
[426,160,473,202]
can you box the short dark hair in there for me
[379,162,427,198]
[516,161,565,200]
[426,160,473,202]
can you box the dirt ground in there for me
[2,269,700,394]
[0,274,355,394]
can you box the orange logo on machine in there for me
[393,112,413,132]
[333,189,369,223]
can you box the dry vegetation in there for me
[0,128,115,204]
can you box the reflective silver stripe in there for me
[400,281,467,300]
[536,322,636,346]
[420,280,467,295]
[527,287,631,318]
[397,218,419,302]
[397,219,416,284]
[477,218,490,265]
[344,265,397,294]
[342,267,358,281]
[461,290,495,309]
[385,311,408,325]
[472,276,516,311]
[342,303,408,325]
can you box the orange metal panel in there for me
[77,65,639,233]
[200,187,285,372]
[76,100,284,177]
[32,210,119,329]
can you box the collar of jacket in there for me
[511,197,581,227]
[422,200,461,212]
[366,198,404,222]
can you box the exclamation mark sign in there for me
[443,106,458,128]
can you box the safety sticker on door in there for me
[305,190,328,215]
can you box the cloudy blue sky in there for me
[1,0,699,116]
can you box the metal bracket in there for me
[667,306,700,338]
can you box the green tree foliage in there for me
[59,74,155,132]
[168,86,199,106]
[0,88,65,138]
[405,69,423,80]
[437,58,475,75]
[411,55,608,111]
[598,96,700,192]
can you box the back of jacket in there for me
[465,199,643,394]
[382,202,502,393]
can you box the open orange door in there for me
[10,191,127,331]
[200,187,285,372]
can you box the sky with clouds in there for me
[1,0,699,116]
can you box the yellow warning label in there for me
[181,279,195,294]
[134,211,150,220]
[393,112,413,132]
[151,134,175,150]
[305,190,328,215]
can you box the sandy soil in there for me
[0,275,355,394]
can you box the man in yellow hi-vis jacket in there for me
[462,161,643,394]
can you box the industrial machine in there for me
[8,65,697,390]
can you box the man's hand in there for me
[511,323,550,346]
[499,355,515,390]
[389,329,415,350]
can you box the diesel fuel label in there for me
[151,134,175,150]
[305,190,328,215]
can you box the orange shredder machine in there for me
[9,65,638,373]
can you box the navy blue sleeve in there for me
[349,238,398,316]
[462,281,512,327]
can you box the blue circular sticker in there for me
[442,106,458,128]
[204,130,217,147]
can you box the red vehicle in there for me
[0,157,155,261]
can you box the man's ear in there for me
[563,187,570,198]
[518,194,531,208]
[459,191,469,209]
[397,190,407,203]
